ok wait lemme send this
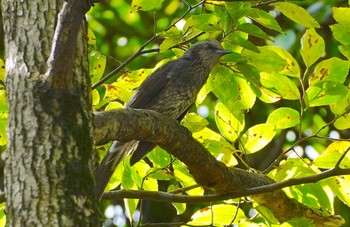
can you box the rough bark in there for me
[3,0,99,226]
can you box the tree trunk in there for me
[2,0,100,226]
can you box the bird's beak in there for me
[216,49,232,56]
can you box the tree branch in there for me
[45,0,92,89]
[102,167,350,203]
[93,109,345,225]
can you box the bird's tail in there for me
[94,140,138,200]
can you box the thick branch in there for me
[93,109,344,226]
[94,109,271,191]
[45,0,92,89]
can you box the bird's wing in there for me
[127,61,177,109]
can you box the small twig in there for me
[335,146,350,168]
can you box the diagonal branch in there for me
[93,109,345,225]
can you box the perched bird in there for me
[95,39,231,199]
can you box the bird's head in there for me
[183,39,232,68]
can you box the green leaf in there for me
[334,113,350,130]
[249,8,283,33]
[105,68,152,103]
[209,66,256,116]
[330,88,350,114]
[173,160,203,196]
[330,24,350,46]
[89,50,106,84]
[191,14,222,32]
[240,123,276,153]
[306,81,348,107]
[87,27,96,47]
[309,57,349,86]
[330,7,350,45]
[268,159,333,211]
[193,128,238,167]
[269,46,300,78]
[147,168,172,181]
[327,176,350,207]
[260,72,300,101]
[182,113,209,132]
[314,141,350,169]
[237,23,271,40]
[225,2,251,22]
[267,107,300,129]
[274,2,320,28]
[241,46,286,73]
[215,102,245,142]
[147,147,171,167]
[332,7,350,27]
[226,32,260,53]
[0,203,5,227]
[131,0,164,11]
[188,204,247,226]
[300,28,325,68]
[0,90,7,146]
[339,45,350,59]
[255,205,279,224]
[91,89,100,106]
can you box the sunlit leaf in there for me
[331,7,350,45]
[269,46,300,78]
[105,68,152,103]
[87,27,96,47]
[215,102,245,142]
[89,50,106,84]
[267,107,300,129]
[173,160,203,196]
[193,127,238,167]
[131,0,164,11]
[91,89,100,106]
[191,14,222,32]
[188,204,247,226]
[0,203,5,227]
[209,66,256,117]
[242,46,286,73]
[334,113,350,130]
[249,8,283,33]
[331,24,350,46]
[182,113,209,132]
[306,81,348,107]
[274,2,320,28]
[327,176,350,207]
[147,147,172,167]
[225,2,251,22]
[300,28,325,68]
[339,45,350,59]
[268,158,332,211]
[314,141,350,169]
[255,205,279,224]
[241,123,276,153]
[260,72,300,101]
[309,57,349,86]
[332,7,350,25]
[0,90,7,145]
